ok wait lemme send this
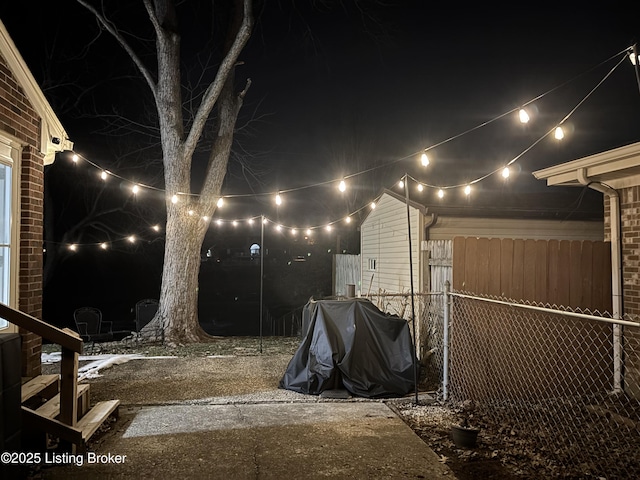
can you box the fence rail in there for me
[369,288,640,479]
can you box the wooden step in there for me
[35,384,91,420]
[21,374,59,403]
[77,400,120,442]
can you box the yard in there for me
[39,336,638,479]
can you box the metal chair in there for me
[73,307,113,353]
[134,299,160,344]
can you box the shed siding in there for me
[361,193,421,295]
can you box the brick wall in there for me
[606,189,640,398]
[0,52,45,377]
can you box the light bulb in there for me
[275,193,282,206]
[464,185,471,196]
[216,219,222,225]
[132,184,140,194]
[630,51,638,66]
[437,189,444,199]
[502,167,510,178]
[171,195,178,204]
[217,198,224,208]
[72,154,79,163]
[68,244,77,251]
[152,225,160,232]
[306,228,312,235]
[420,151,429,167]
[398,180,404,189]
[345,216,351,223]
[100,171,108,180]
[370,202,376,209]
[291,228,297,235]
[128,235,136,243]
[326,225,332,232]
[338,180,346,192]
[248,218,254,225]
[276,224,282,231]
[554,126,564,140]
[262,217,268,224]
[203,216,210,222]
[417,184,424,192]
[100,242,108,250]
[232,220,238,227]
[518,108,530,124]
[188,210,194,216]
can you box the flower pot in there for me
[451,424,479,448]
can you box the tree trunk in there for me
[154,202,210,344]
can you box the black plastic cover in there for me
[280,298,416,398]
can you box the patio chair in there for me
[134,299,161,343]
[73,307,114,353]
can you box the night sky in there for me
[2,2,640,227]
[2,2,640,329]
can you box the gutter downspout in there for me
[577,168,623,394]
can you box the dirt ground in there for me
[39,337,557,479]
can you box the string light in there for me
[68,244,77,251]
[152,225,161,232]
[326,225,332,232]
[56,47,632,251]
[171,195,178,204]
[217,198,224,208]
[464,185,471,196]
[100,242,108,250]
[127,235,136,243]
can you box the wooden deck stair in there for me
[21,374,120,450]
[0,302,120,453]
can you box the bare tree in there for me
[76,0,253,343]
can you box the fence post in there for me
[443,280,450,401]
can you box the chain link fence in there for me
[371,289,640,478]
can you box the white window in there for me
[0,161,11,329]
[368,258,377,271]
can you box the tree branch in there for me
[76,0,159,98]
[182,0,253,158]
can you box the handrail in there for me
[0,302,82,352]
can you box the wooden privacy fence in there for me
[452,237,612,312]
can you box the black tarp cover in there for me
[279,298,416,398]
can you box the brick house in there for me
[0,19,72,376]
[534,140,640,397]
